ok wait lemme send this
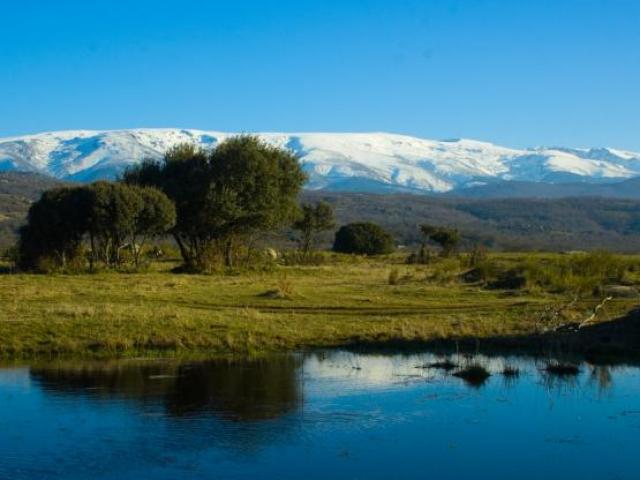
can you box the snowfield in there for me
[1,129,639,193]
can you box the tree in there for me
[420,224,460,257]
[124,136,307,269]
[18,187,93,271]
[123,145,211,267]
[292,201,335,255]
[86,182,176,268]
[86,182,144,267]
[130,187,176,266]
[209,136,307,267]
[18,182,175,271]
[332,222,395,255]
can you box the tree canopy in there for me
[18,182,175,271]
[124,135,307,269]
[292,201,335,255]
[18,186,93,271]
[332,222,395,255]
[420,224,460,257]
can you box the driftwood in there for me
[579,296,613,329]
[536,295,614,333]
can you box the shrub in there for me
[292,201,335,255]
[427,257,462,284]
[281,250,328,266]
[406,245,433,264]
[332,222,395,255]
[388,268,400,285]
[420,224,460,257]
[461,257,501,284]
[479,251,638,294]
[463,244,489,268]
[489,268,527,290]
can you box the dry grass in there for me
[0,253,637,358]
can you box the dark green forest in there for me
[3,171,640,252]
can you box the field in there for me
[1,252,639,359]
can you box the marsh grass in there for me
[0,252,638,358]
[421,359,458,371]
[471,251,640,294]
[544,362,581,376]
[501,365,520,377]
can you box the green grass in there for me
[0,253,638,358]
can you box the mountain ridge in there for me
[1,129,640,194]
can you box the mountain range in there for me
[1,129,640,195]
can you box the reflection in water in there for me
[451,364,492,388]
[1,351,638,480]
[589,365,613,394]
[31,356,303,421]
[165,358,302,420]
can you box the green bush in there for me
[463,244,489,268]
[388,268,400,285]
[281,250,328,266]
[406,245,433,265]
[427,257,463,284]
[332,222,395,255]
[479,251,638,294]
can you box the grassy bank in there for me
[1,253,639,358]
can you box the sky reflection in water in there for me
[1,351,639,480]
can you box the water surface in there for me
[1,351,638,479]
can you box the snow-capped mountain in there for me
[1,128,639,194]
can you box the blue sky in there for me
[1,0,639,149]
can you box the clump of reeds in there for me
[452,364,491,387]
[415,358,458,371]
[501,365,520,377]
[545,362,580,376]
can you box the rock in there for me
[602,285,639,298]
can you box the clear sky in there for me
[1,0,639,150]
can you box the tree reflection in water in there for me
[30,355,303,422]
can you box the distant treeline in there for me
[4,167,640,256]
[301,192,640,252]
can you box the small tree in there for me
[18,182,176,271]
[130,187,176,266]
[87,182,144,267]
[333,222,395,255]
[18,187,92,271]
[420,224,460,257]
[292,201,335,255]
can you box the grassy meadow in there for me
[1,251,639,359]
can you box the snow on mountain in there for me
[0,128,639,193]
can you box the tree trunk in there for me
[225,238,234,268]
[89,233,95,272]
[174,234,191,266]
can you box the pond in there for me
[1,351,638,479]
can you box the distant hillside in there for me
[447,178,640,199]
[0,172,65,248]
[302,192,640,252]
[1,172,640,252]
